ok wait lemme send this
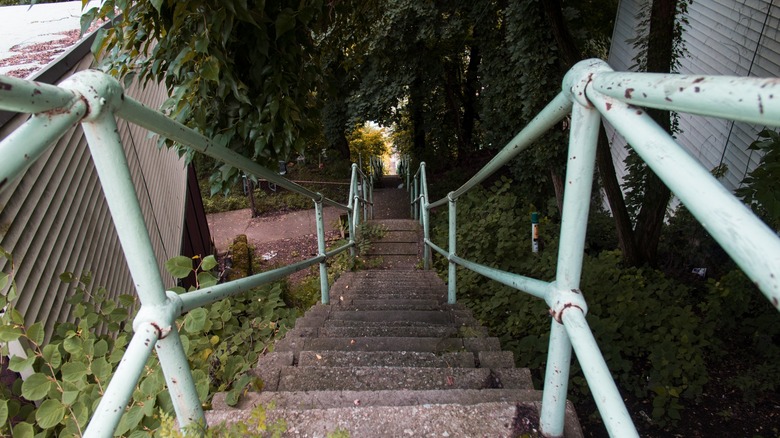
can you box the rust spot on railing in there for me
[758,95,764,114]
[0,81,11,91]
[693,77,705,84]
[625,88,634,99]
[33,89,41,95]
[605,102,612,111]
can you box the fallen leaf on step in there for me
[447,375,455,386]
[350,339,356,344]
[316,354,322,360]
[354,399,361,406]
[345,285,349,289]
[340,295,344,302]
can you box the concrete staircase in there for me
[206,218,582,437]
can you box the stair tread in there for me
[212,387,541,410]
[296,351,476,368]
[276,366,533,391]
[273,336,501,354]
[206,401,584,438]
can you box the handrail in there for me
[0,70,373,436]
[413,59,780,437]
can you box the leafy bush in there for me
[429,178,715,424]
[736,129,780,231]
[0,252,296,436]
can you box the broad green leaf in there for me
[109,307,129,323]
[200,255,218,271]
[21,373,52,401]
[8,355,35,373]
[119,294,136,307]
[93,339,109,357]
[139,369,164,396]
[0,325,22,342]
[42,344,62,369]
[202,56,220,82]
[275,11,295,38]
[62,389,79,406]
[0,272,8,291]
[0,399,7,428]
[36,399,65,429]
[59,271,75,283]
[12,421,33,437]
[197,272,218,288]
[115,405,144,436]
[91,357,111,382]
[61,362,89,382]
[165,256,193,279]
[183,308,208,333]
[26,322,45,346]
[149,0,163,12]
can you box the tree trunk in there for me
[409,75,427,162]
[542,0,678,267]
[632,0,677,265]
[443,60,465,162]
[596,131,641,264]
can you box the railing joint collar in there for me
[562,59,612,108]
[546,284,588,324]
[132,291,184,339]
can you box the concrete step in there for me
[367,242,419,255]
[368,219,420,231]
[275,366,533,392]
[273,336,502,356]
[381,230,419,242]
[206,400,584,438]
[286,325,460,339]
[212,387,539,410]
[331,302,446,312]
[332,292,446,303]
[297,351,475,368]
[334,293,446,310]
[328,309,452,324]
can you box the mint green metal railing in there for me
[413,59,780,437]
[0,70,374,436]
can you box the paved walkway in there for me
[206,175,411,253]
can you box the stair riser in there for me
[297,351,475,368]
[277,367,512,392]
[274,337,502,354]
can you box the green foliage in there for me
[87,0,325,189]
[0,249,296,436]
[433,180,778,424]
[348,124,389,175]
[703,270,780,404]
[736,129,780,231]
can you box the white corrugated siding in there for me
[0,52,186,339]
[606,0,778,192]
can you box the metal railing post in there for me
[362,175,368,221]
[369,174,374,219]
[315,199,329,304]
[447,193,457,303]
[413,175,419,220]
[62,71,205,432]
[420,163,430,270]
[539,319,572,437]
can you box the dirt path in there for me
[206,177,412,282]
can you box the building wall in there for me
[606,0,778,192]
[0,43,187,340]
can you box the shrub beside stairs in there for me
[207,206,583,436]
